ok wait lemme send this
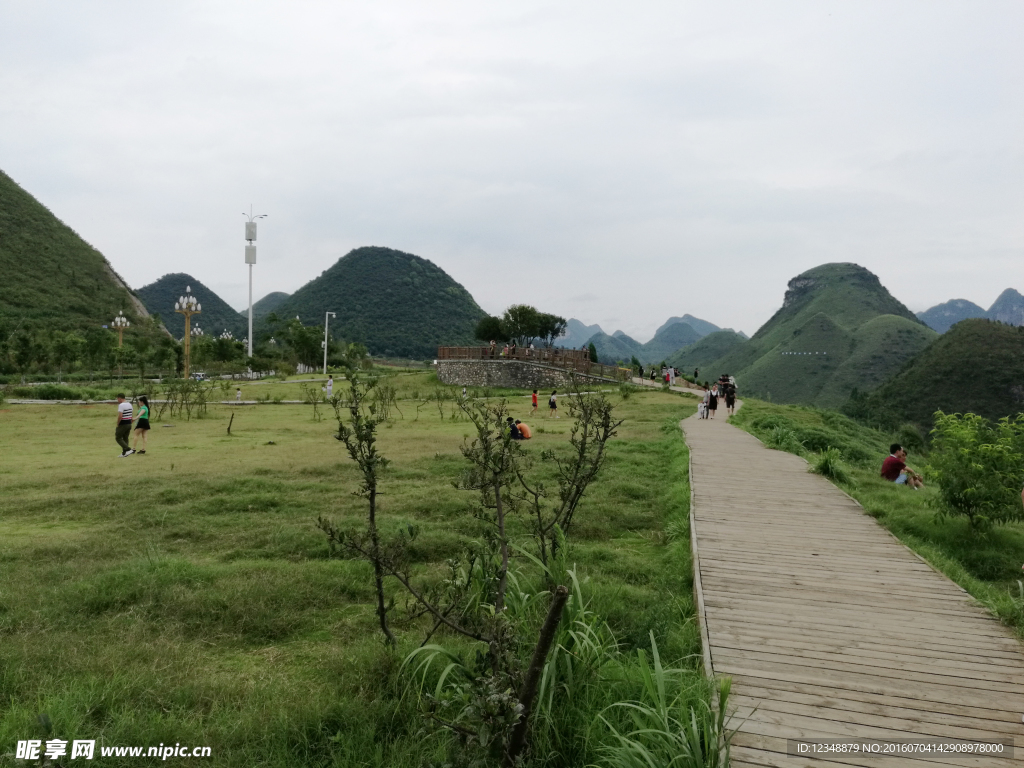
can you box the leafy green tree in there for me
[84,328,115,383]
[475,315,508,343]
[13,331,35,383]
[930,412,1024,530]
[502,304,541,346]
[588,342,598,363]
[213,336,242,363]
[535,312,567,347]
[51,331,84,383]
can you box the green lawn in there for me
[0,386,703,767]
[731,399,1024,637]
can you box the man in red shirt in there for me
[531,389,538,415]
[881,443,923,488]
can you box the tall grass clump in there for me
[764,426,801,453]
[811,447,852,484]
[598,636,733,768]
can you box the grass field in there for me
[0,380,704,767]
[731,399,1024,637]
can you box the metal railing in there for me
[437,346,630,382]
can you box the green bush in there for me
[811,447,852,485]
[929,412,1024,531]
[764,426,801,453]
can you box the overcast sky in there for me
[2,2,1022,341]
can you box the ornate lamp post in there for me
[174,286,201,377]
[219,330,233,340]
[112,311,130,347]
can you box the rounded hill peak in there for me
[268,245,485,358]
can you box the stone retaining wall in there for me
[436,360,613,389]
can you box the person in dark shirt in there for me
[506,417,523,439]
[881,443,923,488]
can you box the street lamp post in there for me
[323,311,336,375]
[174,286,202,378]
[243,207,267,363]
[112,311,130,347]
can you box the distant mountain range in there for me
[917,289,1024,333]
[583,314,727,366]
[560,318,605,348]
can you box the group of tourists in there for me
[489,340,536,358]
[114,394,150,457]
[698,375,737,420]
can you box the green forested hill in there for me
[136,273,246,340]
[248,291,290,320]
[704,263,935,406]
[587,332,640,365]
[845,319,1024,431]
[641,322,702,363]
[267,246,486,358]
[667,330,745,377]
[0,169,149,330]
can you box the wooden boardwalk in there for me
[682,412,1024,767]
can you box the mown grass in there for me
[0,387,703,767]
[731,399,1024,637]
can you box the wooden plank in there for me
[729,680,1024,736]
[682,409,1024,765]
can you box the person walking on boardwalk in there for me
[132,396,151,454]
[707,383,719,419]
[548,390,559,418]
[531,389,538,415]
[724,379,736,415]
[115,394,134,457]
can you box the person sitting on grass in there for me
[881,443,923,488]
[515,419,531,439]
[506,417,523,439]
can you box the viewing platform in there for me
[436,346,631,387]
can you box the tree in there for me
[51,331,84,383]
[12,331,35,384]
[535,313,567,348]
[930,412,1024,531]
[284,319,322,369]
[502,305,542,346]
[84,328,115,383]
[475,315,508,343]
[319,377,396,646]
[588,342,598,363]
